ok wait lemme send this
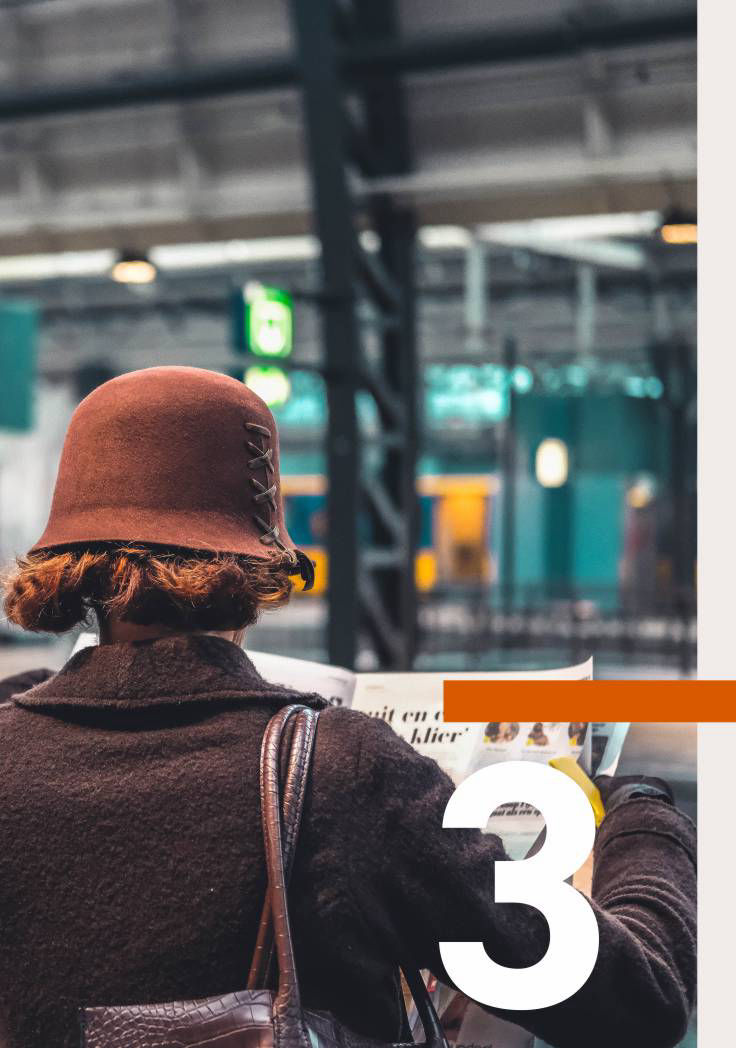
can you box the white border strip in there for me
[698,1,735,1044]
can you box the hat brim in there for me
[30,505,297,561]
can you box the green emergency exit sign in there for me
[0,301,38,431]
[243,283,293,358]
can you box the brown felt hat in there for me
[31,366,314,588]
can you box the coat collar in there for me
[11,634,327,713]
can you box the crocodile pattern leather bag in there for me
[80,704,450,1048]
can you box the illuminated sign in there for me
[243,282,293,358]
[245,366,292,408]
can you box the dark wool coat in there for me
[0,636,696,1048]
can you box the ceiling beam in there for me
[477,231,647,271]
[0,10,696,122]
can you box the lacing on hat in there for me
[244,422,315,590]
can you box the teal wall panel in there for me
[0,301,38,432]
[572,474,626,605]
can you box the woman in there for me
[1,367,695,1048]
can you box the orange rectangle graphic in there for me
[443,680,734,722]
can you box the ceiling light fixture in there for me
[111,249,157,284]
[659,209,697,245]
[535,438,569,488]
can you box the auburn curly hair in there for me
[2,544,294,634]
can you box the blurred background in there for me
[0,0,696,680]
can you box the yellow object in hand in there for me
[549,756,606,827]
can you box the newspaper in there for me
[346,660,592,781]
[245,648,356,706]
[344,661,592,861]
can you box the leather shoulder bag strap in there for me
[247,704,318,990]
[258,703,316,1048]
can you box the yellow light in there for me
[415,550,438,592]
[535,438,569,488]
[245,366,291,407]
[660,223,697,245]
[111,258,157,284]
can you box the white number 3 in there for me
[440,761,599,1010]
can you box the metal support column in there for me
[288,0,361,667]
[369,198,419,667]
[289,0,418,669]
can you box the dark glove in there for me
[594,773,674,815]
